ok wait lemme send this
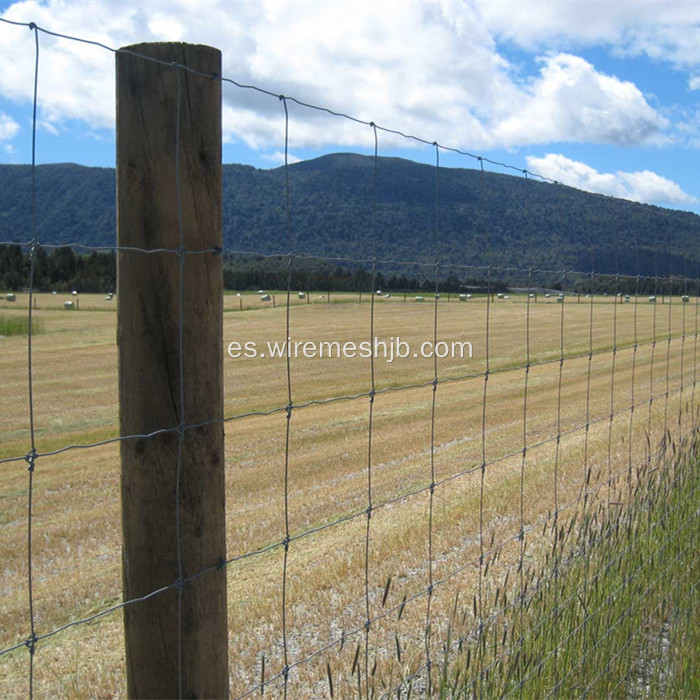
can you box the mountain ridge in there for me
[1,153,698,278]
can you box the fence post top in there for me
[119,41,220,52]
[117,42,221,70]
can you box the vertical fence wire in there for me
[24,22,41,699]
[279,94,295,698]
[663,233,674,445]
[607,276,619,513]
[516,263,533,696]
[477,156,491,696]
[579,224,597,687]
[692,264,699,431]
[551,264,566,696]
[362,122,379,698]
[678,267,687,431]
[647,254,660,466]
[424,141,442,696]
[628,266,640,496]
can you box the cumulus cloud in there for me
[0,0,670,153]
[0,112,20,141]
[527,153,697,206]
[493,53,667,147]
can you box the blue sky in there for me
[1,0,700,213]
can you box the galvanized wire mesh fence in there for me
[1,17,699,699]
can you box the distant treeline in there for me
[2,245,694,296]
[222,255,508,293]
[0,245,507,294]
[569,274,698,296]
[0,244,116,293]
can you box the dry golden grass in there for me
[0,291,697,698]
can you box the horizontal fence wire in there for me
[1,15,699,700]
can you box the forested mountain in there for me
[1,154,699,278]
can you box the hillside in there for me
[1,154,699,277]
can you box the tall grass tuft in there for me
[0,314,44,336]
[437,431,700,697]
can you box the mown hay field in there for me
[0,291,697,698]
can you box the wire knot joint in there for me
[25,633,37,655]
[25,449,37,473]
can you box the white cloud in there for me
[527,153,697,206]
[473,0,644,48]
[38,119,58,136]
[260,150,301,166]
[493,53,667,147]
[473,1,700,68]
[689,76,700,91]
[0,0,670,154]
[0,111,20,141]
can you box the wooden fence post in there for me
[116,42,228,699]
